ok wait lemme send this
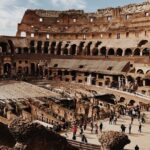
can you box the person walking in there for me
[138,124,142,133]
[121,124,126,133]
[99,122,103,132]
[135,145,139,150]
[81,134,88,143]
[129,124,132,134]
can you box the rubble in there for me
[99,131,130,150]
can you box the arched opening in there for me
[30,40,35,53]
[108,48,115,55]
[92,48,98,56]
[23,47,29,54]
[127,75,135,83]
[8,40,15,54]
[44,41,49,54]
[145,79,150,86]
[95,41,102,47]
[137,69,144,74]
[100,47,107,56]
[24,66,29,75]
[17,66,23,74]
[3,63,11,76]
[128,100,135,106]
[30,63,36,76]
[125,48,132,56]
[116,48,123,56]
[142,48,149,56]
[134,48,141,56]
[118,97,125,103]
[18,48,22,54]
[146,70,150,74]
[70,44,76,55]
[138,40,148,47]
[136,77,143,87]
[50,41,56,54]
[63,44,69,55]
[105,78,110,86]
[77,41,85,55]
[37,41,42,53]
[56,42,62,55]
[85,42,92,55]
[0,42,7,54]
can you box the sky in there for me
[0,0,146,36]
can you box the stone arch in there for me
[37,41,42,53]
[23,47,29,54]
[77,41,85,55]
[92,47,98,56]
[119,97,125,103]
[70,44,76,55]
[137,69,144,74]
[30,63,36,76]
[100,47,107,56]
[125,48,132,56]
[85,41,92,55]
[8,40,15,54]
[30,40,35,53]
[129,100,135,106]
[116,48,123,56]
[138,40,148,47]
[63,44,69,55]
[18,47,22,54]
[0,42,8,53]
[146,70,150,74]
[50,41,56,54]
[127,75,135,83]
[3,63,11,75]
[134,48,141,56]
[56,42,62,55]
[18,66,23,74]
[136,77,143,87]
[142,48,149,56]
[108,48,115,55]
[44,41,49,54]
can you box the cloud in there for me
[0,0,86,36]
[51,0,86,9]
[0,0,26,36]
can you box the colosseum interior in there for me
[0,1,150,150]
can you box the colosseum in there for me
[0,1,150,150]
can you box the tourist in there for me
[129,124,132,134]
[90,121,93,133]
[131,116,134,124]
[113,115,117,125]
[138,124,142,133]
[72,125,77,140]
[135,145,139,150]
[121,124,126,133]
[84,122,87,130]
[81,134,87,143]
[99,122,103,132]
[95,123,98,134]
[80,127,83,135]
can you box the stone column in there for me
[87,74,92,85]
[143,80,146,86]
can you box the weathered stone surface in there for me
[99,131,130,150]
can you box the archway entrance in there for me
[3,63,11,77]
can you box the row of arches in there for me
[0,40,150,56]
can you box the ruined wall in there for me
[16,2,150,40]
